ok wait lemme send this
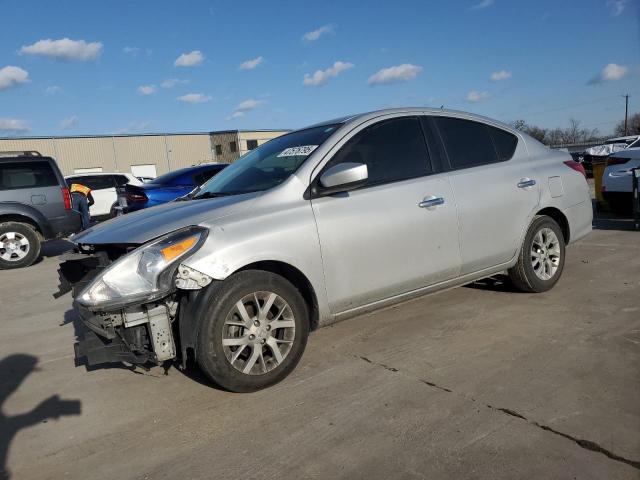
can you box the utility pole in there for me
[623,94,629,136]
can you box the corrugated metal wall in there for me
[0,134,213,176]
[167,134,213,169]
[237,131,289,156]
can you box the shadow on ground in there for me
[0,354,81,480]
[41,240,75,258]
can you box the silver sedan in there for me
[60,108,593,392]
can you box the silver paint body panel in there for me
[72,108,593,327]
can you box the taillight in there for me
[563,160,586,178]
[606,157,629,167]
[127,192,148,202]
[61,187,72,210]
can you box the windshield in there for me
[193,125,339,198]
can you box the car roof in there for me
[0,154,55,162]
[302,107,518,133]
[66,172,133,177]
[606,135,639,142]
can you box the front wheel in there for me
[195,270,309,392]
[508,215,565,293]
[0,222,41,269]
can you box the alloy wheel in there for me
[531,227,560,281]
[222,291,296,375]
[0,231,30,262]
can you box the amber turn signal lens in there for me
[160,236,197,262]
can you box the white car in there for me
[602,147,640,210]
[65,172,143,218]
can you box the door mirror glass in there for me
[319,162,368,190]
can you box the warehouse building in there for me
[0,129,288,178]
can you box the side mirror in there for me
[318,162,368,195]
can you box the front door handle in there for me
[419,196,444,209]
[517,178,536,189]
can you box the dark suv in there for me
[0,151,81,269]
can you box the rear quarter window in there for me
[0,161,58,190]
[435,117,498,170]
[489,126,518,161]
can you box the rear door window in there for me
[0,161,58,190]
[113,175,131,186]
[434,117,498,170]
[325,116,432,187]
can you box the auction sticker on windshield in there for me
[277,145,318,157]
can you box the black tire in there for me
[0,222,42,270]
[508,215,565,293]
[195,270,309,392]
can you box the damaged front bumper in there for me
[73,301,177,366]
[57,251,180,368]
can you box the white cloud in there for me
[174,50,204,67]
[160,78,188,88]
[0,118,29,133]
[589,63,629,84]
[228,99,265,119]
[471,0,495,9]
[45,85,62,95]
[177,93,212,104]
[239,56,264,70]
[115,121,152,134]
[0,66,29,91]
[303,61,354,86]
[367,63,422,86]
[60,115,78,130]
[227,111,245,120]
[20,38,102,61]
[123,46,140,55]
[490,69,511,81]
[466,90,491,102]
[137,84,157,95]
[607,0,628,15]
[303,25,334,42]
[235,99,264,111]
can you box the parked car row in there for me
[602,145,640,210]
[580,135,638,177]
[0,151,80,269]
[55,108,593,393]
[0,151,228,269]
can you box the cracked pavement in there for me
[1,226,639,480]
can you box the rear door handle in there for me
[517,178,536,189]
[419,196,444,209]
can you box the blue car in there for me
[121,163,227,212]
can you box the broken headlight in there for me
[77,226,208,310]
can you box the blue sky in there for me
[1,0,638,137]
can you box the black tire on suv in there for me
[0,221,42,269]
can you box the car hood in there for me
[72,193,259,245]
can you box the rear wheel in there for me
[0,222,41,269]
[508,215,565,293]
[196,270,309,392]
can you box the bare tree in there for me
[614,112,640,136]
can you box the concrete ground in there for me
[1,212,639,479]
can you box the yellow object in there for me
[593,161,606,205]
[70,183,91,196]
[161,236,197,262]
